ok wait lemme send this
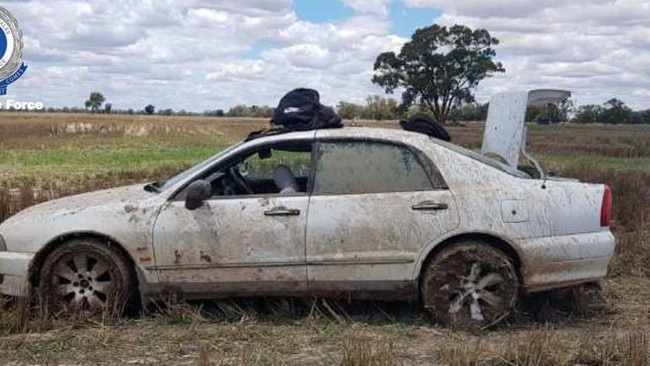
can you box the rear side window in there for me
[313,141,434,194]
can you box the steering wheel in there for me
[229,166,254,194]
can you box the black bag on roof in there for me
[399,113,451,142]
[271,88,342,131]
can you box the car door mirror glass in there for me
[185,180,212,210]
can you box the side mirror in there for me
[185,180,211,210]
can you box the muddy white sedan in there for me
[0,126,614,325]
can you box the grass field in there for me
[0,113,649,365]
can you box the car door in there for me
[152,140,314,297]
[306,139,460,295]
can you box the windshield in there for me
[150,142,243,192]
[432,138,531,179]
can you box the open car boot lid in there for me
[481,89,571,170]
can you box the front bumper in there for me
[0,252,34,297]
[519,230,615,293]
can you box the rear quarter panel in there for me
[420,142,553,240]
[412,139,613,290]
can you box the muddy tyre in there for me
[39,239,137,315]
[421,242,518,327]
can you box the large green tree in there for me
[572,104,603,124]
[372,24,504,124]
[85,92,105,114]
[599,98,632,124]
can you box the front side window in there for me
[198,143,313,197]
[313,141,434,195]
[155,142,243,192]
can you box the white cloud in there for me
[432,0,650,108]
[0,0,648,111]
[339,0,392,17]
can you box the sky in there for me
[0,0,649,112]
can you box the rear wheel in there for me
[421,242,518,327]
[39,239,137,315]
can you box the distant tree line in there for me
[447,98,650,125]
[222,95,404,120]
[0,105,228,117]
[225,105,273,118]
[571,98,650,124]
[519,98,650,125]
[2,90,647,125]
[336,95,400,120]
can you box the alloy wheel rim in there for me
[51,253,114,310]
[446,262,505,321]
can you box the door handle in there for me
[264,206,301,216]
[411,202,448,211]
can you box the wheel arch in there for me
[414,232,523,286]
[28,231,142,291]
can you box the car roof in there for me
[315,126,427,141]
[251,126,433,146]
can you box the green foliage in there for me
[203,109,225,117]
[85,92,105,114]
[573,104,603,124]
[530,99,575,124]
[631,109,650,124]
[226,105,274,118]
[336,96,400,121]
[600,98,633,124]
[372,24,504,124]
[525,105,544,123]
[144,104,155,115]
[572,98,649,124]
[337,101,365,120]
[557,98,575,122]
[364,95,399,120]
[450,102,488,121]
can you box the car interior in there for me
[200,143,312,197]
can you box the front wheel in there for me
[420,242,519,327]
[39,239,137,315]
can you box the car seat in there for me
[273,165,299,194]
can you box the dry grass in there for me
[0,113,264,142]
[0,297,32,335]
[0,278,648,365]
[341,336,395,366]
[434,329,649,366]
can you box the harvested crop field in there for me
[1,113,649,365]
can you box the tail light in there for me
[600,185,612,227]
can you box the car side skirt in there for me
[143,280,417,302]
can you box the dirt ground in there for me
[0,276,648,365]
